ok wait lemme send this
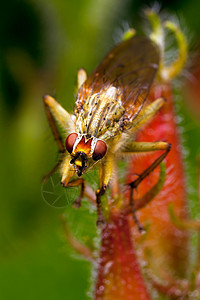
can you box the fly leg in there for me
[62,175,96,208]
[60,156,85,208]
[43,95,68,181]
[123,141,171,232]
[43,94,72,131]
[43,94,74,182]
[95,154,115,226]
[96,185,107,226]
[123,95,169,231]
[129,186,144,232]
[43,95,65,153]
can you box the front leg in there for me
[63,153,115,226]
[96,154,115,226]
[96,185,107,226]
[61,154,85,207]
[43,94,74,182]
[43,94,73,139]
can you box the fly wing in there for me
[76,36,160,127]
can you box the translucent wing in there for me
[76,36,160,127]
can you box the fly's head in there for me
[65,133,107,177]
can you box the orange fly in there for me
[43,35,171,228]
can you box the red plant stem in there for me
[128,83,189,278]
[95,212,151,300]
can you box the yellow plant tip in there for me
[122,28,136,41]
[145,9,164,53]
[145,9,161,32]
[161,21,188,81]
[168,204,200,231]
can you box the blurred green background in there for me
[1,0,200,299]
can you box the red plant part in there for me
[127,83,189,279]
[95,212,151,300]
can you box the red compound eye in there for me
[93,140,107,161]
[65,133,78,153]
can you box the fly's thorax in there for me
[74,86,125,139]
[104,131,126,154]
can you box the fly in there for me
[43,35,171,229]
